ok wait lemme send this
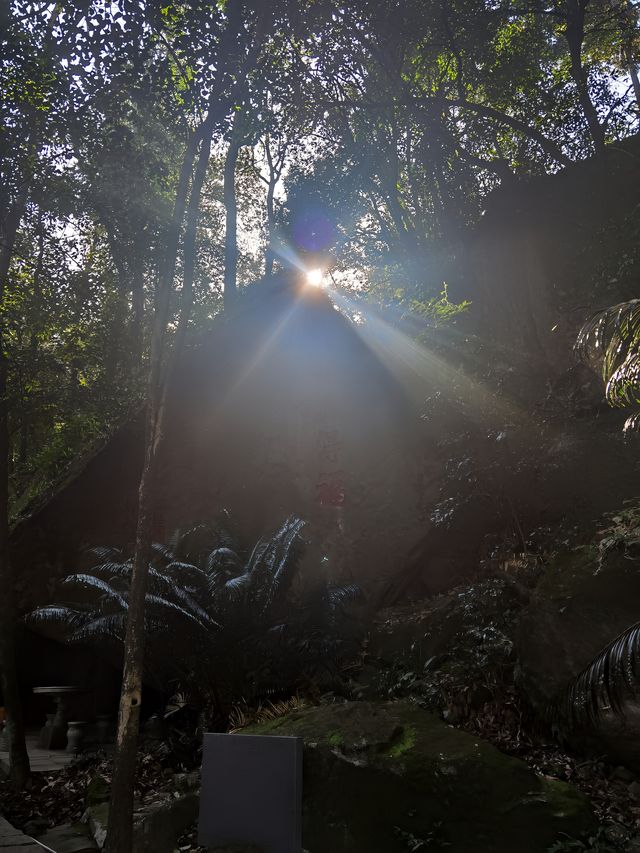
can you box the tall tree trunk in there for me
[104,130,200,853]
[619,0,640,112]
[0,202,31,788]
[565,0,606,152]
[106,6,275,844]
[224,133,241,310]
[131,252,145,366]
[263,135,281,278]
[0,3,61,787]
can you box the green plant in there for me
[595,500,640,570]
[547,826,635,851]
[29,513,364,718]
[576,299,640,431]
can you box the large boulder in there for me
[246,700,594,852]
[516,542,640,766]
[517,546,640,710]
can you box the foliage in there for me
[576,299,640,431]
[595,500,640,570]
[1,0,638,513]
[373,578,522,723]
[28,513,364,717]
[547,825,636,852]
[551,503,640,732]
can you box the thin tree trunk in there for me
[104,130,200,853]
[106,5,275,844]
[264,135,282,278]
[131,253,144,366]
[565,0,606,152]
[0,3,62,787]
[224,133,241,310]
[0,201,31,788]
[620,0,640,111]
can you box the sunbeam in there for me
[327,286,523,426]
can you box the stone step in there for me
[36,824,97,853]
[0,816,46,851]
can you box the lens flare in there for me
[306,268,323,287]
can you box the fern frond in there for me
[27,606,87,628]
[87,546,123,562]
[150,542,175,564]
[577,300,640,413]
[147,567,215,625]
[624,410,640,432]
[69,613,126,644]
[223,572,251,601]
[327,583,364,609]
[553,619,640,730]
[145,593,218,631]
[90,560,133,581]
[272,517,305,589]
[206,548,241,574]
[245,538,270,575]
[62,574,128,610]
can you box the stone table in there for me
[33,686,89,750]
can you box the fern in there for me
[553,620,640,731]
[27,512,364,716]
[576,299,640,430]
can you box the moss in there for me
[540,777,593,820]
[327,731,344,749]
[242,715,288,735]
[247,701,595,852]
[86,774,110,806]
[385,725,416,759]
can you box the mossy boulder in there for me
[245,700,594,852]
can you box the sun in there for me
[306,268,323,287]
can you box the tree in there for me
[104,2,285,847]
[0,0,66,788]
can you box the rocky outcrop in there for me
[516,543,640,766]
[517,547,640,709]
[246,700,594,852]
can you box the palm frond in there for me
[147,567,216,626]
[326,583,364,609]
[222,572,251,601]
[245,538,270,575]
[89,560,133,580]
[87,546,123,562]
[145,593,218,631]
[624,410,640,433]
[61,574,128,610]
[69,613,127,644]
[244,517,305,611]
[150,542,175,564]
[553,619,640,731]
[27,606,88,629]
[271,517,305,588]
[206,547,241,574]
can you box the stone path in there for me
[0,734,73,777]
[0,816,48,852]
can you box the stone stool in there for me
[66,721,87,753]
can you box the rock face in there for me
[517,547,640,709]
[517,545,640,766]
[247,700,594,853]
